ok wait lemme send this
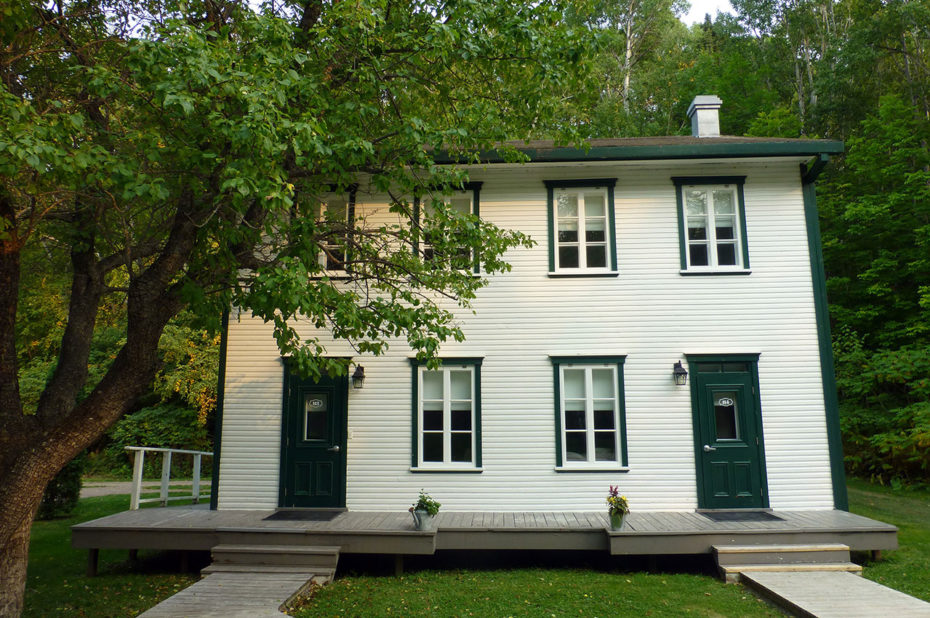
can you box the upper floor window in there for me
[316,191,354,272]
[673,177,750,274]
[544,179,618,276]
[551,356,628,470]
[411,358,483,471]
[415,182,481,273]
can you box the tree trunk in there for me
[0,468,43,618]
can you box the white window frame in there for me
[674,177,750,274]
[415,364,479,470]
[553,359,628,471]
[316,195,352,274]
[417,183,481,273]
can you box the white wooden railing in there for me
[126,446,213,510]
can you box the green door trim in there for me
[279,361,349,508]
[686,354,769,509]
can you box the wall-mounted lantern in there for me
[352,365,366,389]
[673,361,688,386]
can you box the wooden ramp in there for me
[741,571,930,617]
[137,571,316,617]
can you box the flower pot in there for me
[411,508,435,531]
[609,511,626,531]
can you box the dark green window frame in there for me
[544,179,619,277]
[672,176,750,274]
[412,182,482,274]
[409,357,483,472]
[550,355,628,470]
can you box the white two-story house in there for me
[211,97,847,515]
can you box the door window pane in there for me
[304,394,328,441]
[714,392,740,440]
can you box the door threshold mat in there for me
[702,511,784,523]
[264,510,341,522]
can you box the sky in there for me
[680,0,735,25]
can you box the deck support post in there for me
[179,550,189,573]
[87,548,99,577]
[871,550,882,561]
[129,549,139,565]
[394,554,404,576]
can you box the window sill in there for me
[410,467,483,474]
[554,466,630,473]
[548,271,620,279]
[679,269,751,276]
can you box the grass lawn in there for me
[23,495,198,618]
[23,479,930,616]
[847,477,930,602]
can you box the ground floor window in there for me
[551,356,628,469]
[411,358,482,470]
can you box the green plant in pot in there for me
[607,485,629,530]
[409,490,441,531]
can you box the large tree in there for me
[0,1,592,614]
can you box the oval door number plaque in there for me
[716,397,734,407]
[308,398,324,409]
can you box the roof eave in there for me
[434,140,845,165]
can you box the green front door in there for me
[688,356,768,509]
[280,368,347,508]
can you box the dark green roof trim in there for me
[435,140,845,164]
[802,177,849,511]
[210,310,229,510]
[802,154,831,184]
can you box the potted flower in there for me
[606,485,629,530]
[409,490,441,531]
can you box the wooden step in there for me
[201,563,335,580]
[719,561,863,583]
[713,543,851,567]
[211,544,340,569]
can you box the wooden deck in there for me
[72,506,897,559]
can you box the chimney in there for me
[687,95,722,138]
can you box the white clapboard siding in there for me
[218,158,835,512]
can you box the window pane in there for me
[714,392,740,440]
[563,369,585,398]
[449,196,471,215]
[594,432,616,462]
[584,194,605,217]
[585,218,606,242]
[689,244,709,266]
[451,433,472,462]
[423,408,442,431]
[688,218,707,240]
[565,407,585,430]
[557,220,578,243]
[566,432,586,461]
[422,371,442,399]
[686,190,707,215]
[717,243,737,266]
[304,394,328,441]
[722,362,750,372]
[591,369,614,398]
[698,363,722,372]
[715,217,736,239]
[558,246,579,268]
[713,190,735,214]
[451,408,471,431]
[586,245,607,268]
[594,408,615,430]
[423,433,443,462]
[450,370,471,400]
[557,194,578,218]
